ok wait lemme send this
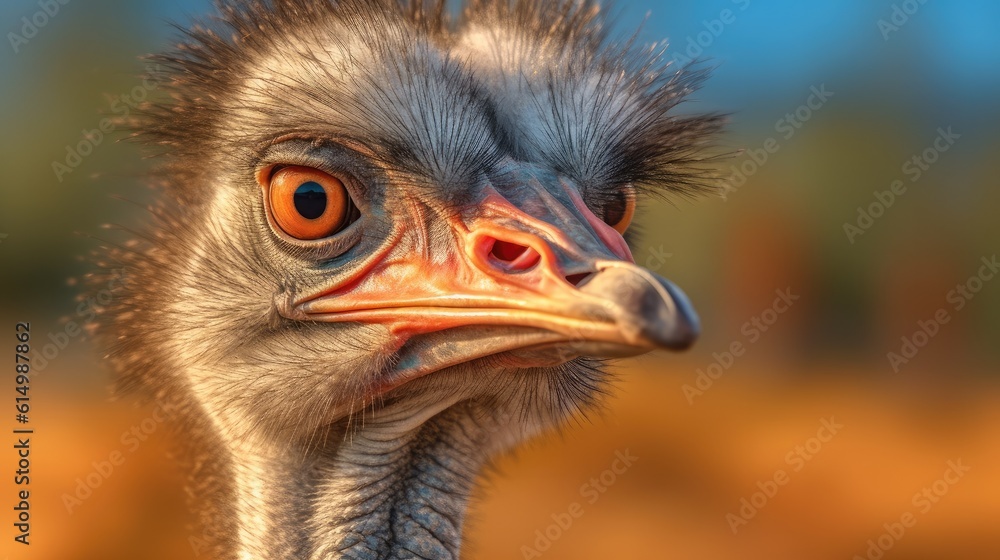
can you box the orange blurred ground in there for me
[3,355,998,560]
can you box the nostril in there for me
[491,240,530,262]
[486,238,541,272]
[566,272,595,288]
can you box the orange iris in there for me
[267,166,352,240]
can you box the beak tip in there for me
[643,310,699,351]
[643,272,701,352]
[668,322,700,351]
[583,262,701,353]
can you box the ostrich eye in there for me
[266,166,355,240]
[602,187,636,235]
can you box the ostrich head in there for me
[93,0,721,557]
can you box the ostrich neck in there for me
[220,402,489,560]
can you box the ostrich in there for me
[90,0,721,558]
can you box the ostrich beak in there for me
[297,176,699,386]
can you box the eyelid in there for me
[256,163,288,186]
[255,164,278,187]
[253,137,375,195]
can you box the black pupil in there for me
[294,182,327,220]
[604,191,627,226]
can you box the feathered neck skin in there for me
[159,350,582,560]
[224,400,489,559]
[173,378,516,559]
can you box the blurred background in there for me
[1,0,998,558]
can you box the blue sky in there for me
[3,0,997,122]
[118,0,999,108]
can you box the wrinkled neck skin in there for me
[206,392,501,560]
